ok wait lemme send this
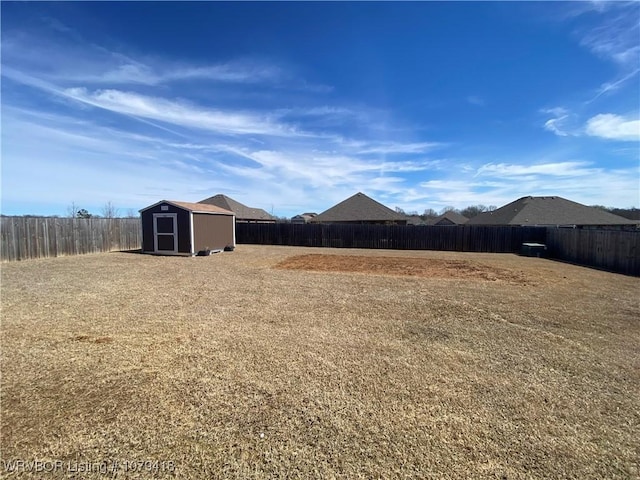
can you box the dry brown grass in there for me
[1,246,639,479]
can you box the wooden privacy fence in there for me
[545,228,640,276]
[3,217,638,275]
[236,223,547,253]
[1,217,141,261]
[236,223,639,275]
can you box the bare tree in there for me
[422,208,438,219]
[126,208,138,218]
[101,201,120,219]
[460,205,487,218]
[439,206,458,215]
[66,201,79,218]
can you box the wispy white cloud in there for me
[573,2,640,100]
[585,113,640,141]
[466,95,486,106]
[413,160,638,211]
[222,148,439,190]
[542,107,568,117]
[588,67,640,102]
[2,66,341,142]
[541,107,639,142]
[2,29,329,92]
[579,5,640,68]
[56,61,288,87]
[417,180,495,208]
[1,100,447,215]
[471,159,638,208]
[278,106,357,118]
[476,161,596,178]
[541,107,577,137]
[3,64,401,145]
[356,142,443,155]
[544,118,570,137]
[60,87,305,137]
[1,118,209,211]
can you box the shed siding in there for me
[192,213,235,251]
[141,212,154,252]
[176,212,190,252]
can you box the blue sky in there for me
[2,1,639,217]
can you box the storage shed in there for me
[140,200,235,255]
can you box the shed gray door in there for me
[153,213,178,253]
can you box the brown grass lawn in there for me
[1,246,639,479]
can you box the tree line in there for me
[590,206,640,221]
[1,202,139,219]
[66,201,138,219]
[395,204,498,220]
[4,201,638,222]
[396,204,640,221]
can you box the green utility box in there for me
[520,243,547,257]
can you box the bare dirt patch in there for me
[1,245,639,479]
[275,253,530,283]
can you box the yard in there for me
[1,245,638,479]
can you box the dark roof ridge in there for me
[312,192,406,222]
[467,195,637,226]
[198,194,275,221]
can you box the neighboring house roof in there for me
[467,196,638,226]
[311,192,407,223]
[139,200,234,215]
[428,211,469,226]
[198,194,275,221]
[291,213,317,223]
[405,215,428,226]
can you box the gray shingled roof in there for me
[311,192,407,223]
[405,215,428,225]
[198,194,275,221]
[428,211,469,226]
[467,196,637,226]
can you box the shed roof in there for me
[140,200,234,215]
[466,196,637,226]
[199,194,275,221]
[311,192,406,223]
